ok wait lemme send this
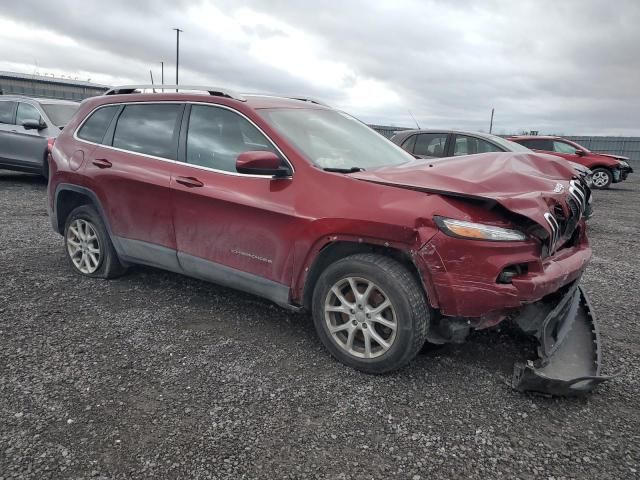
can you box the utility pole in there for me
[173,28,183,92]
[489,108,495,134]
[161,61,164,92]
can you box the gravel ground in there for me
[0,170,638,479]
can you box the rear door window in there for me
[77,106,119,144]
[0,101,16,124]
[185,105,278,173]
[414,133,447,157]
[453,135,503,156]
[112,103,183,159]
[16,103,43,126]
[518,139,554,151]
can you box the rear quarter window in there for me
[77,106,119,144]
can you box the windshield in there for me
[259,108,414,170]
[41,103,79,127]
[483,134,532,153]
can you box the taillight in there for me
[47,137,55,152]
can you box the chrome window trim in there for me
[73,100,295,179]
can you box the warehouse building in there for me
[0,71,108,101]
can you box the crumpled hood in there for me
[351,152,578,234]
[598,153,628,162]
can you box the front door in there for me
[550,140,588,167]
[171,104,299,304]
[9,102,50,169]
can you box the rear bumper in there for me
[418,232,591,318]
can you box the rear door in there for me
[0,100,18,165]
[516,138,555,155]
[170,103,298,301]
[450,134,504,157]
[81,102,184,269]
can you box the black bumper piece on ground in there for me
[512,284,612,396]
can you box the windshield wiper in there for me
[322,167,365,173]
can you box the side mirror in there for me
[575,149,586,156]
[236,151,291,177]
[22,119,46,130]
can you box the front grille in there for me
[568,179,588,216]
[544,179,590,254]
[544,212,560,252]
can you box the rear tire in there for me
[591,168,612,189]
[63,205,126,279]
[312,253,429,374]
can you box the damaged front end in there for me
[512,282,612,396]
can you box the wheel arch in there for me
[53,184,112,236]
[297,238,432,311]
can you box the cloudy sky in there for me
[2,0,639,134]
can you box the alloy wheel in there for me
[324,276,398,359]
[66,219,102,274]
[592,171,609,188]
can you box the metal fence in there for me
[369,125,640,166]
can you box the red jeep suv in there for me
[48,85,608,395]
[508,135,633,189]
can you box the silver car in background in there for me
[0,96,79,179]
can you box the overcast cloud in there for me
[2,0,639,134]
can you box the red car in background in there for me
[508,135,633,189]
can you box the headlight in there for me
[435,216,527,241]
[619,160,629,168]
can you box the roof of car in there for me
[0,95,79,105]
[98,86,330,110]
[392,128,501,140]
[507,135,562,140]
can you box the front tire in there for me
[591,168,612,189]
[63,205,126,279]
[312,253,429,374]
[42,155,50,181]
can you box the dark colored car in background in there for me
[390,129,528,158]
[48,85,605,396]
[508,135,633,189]
[390,129,594,192]
[0,95,79,179]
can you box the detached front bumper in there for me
[512,284,612,396]
[620,165,633,181]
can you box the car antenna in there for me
[149,70,156,93]
[408,110,421,130]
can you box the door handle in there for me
[92,158,112,169]
[175,176,204,188]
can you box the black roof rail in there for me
[287,96,329,107]
[104,85,246,101]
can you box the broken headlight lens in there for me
[435,217,527,242]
